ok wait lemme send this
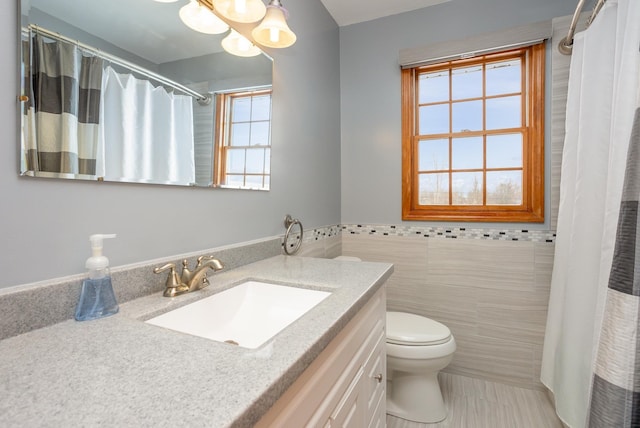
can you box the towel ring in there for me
[283,214,303,255]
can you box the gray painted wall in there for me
[339,0,577,229]
[159,51,273,91]
[1,0,341,288]
[26,8,159,71]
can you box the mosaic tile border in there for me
[304,225,341,243]
[341,224,556,243]
[282,224,555,245]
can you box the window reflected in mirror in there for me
[215,89,272,189]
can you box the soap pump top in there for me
[86,234,116,278]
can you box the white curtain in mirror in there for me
[99,67,195,185]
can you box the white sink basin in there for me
[145,281,331,349]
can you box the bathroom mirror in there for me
[19,0,274,190]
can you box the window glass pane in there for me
[231,123,250,146]
[245,175,263,189]
[419,104,449,135]
[264,148,271,173]
[419,71,448,104]
[486,96,521,130]
[452,136,483,170]
[487,134,523,168]
[245,148,265,174]
[225,174,244,187]
[486,59,521,96]
[251,95,271,121]
[486,170,522,205]
[452,65,482,100]
[452,100,482,132]
[419,173,449,205]
[226,149,245,173]
[452,172,483,205]
[419,139,449,171]
[250,122,270,146]
[232,97,251,122]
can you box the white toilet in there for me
[332,256,456,422]
[386,311,456,423]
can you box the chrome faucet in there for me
[153,256,224,297]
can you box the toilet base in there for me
[386,371,447,423]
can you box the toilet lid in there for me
[386,312,451,346]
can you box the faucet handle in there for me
[153,263,189,297]
[180,259,193,284]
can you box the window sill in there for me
[402,207,544,223]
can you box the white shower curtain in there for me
[541,1,640,427]
[99,66,195,185]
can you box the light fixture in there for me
[212,0,266,24]
[179,0,229,34]
[251,0,296,49]
[221,29,262,57]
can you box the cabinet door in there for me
[368,391,386,428]
[330,368,365,427]
[364,332,386,426]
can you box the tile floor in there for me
[386,373,564,428]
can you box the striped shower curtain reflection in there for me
[25,34,103,176]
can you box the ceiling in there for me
[319,0,451,27]
[25,0,228,64]
[23,0,453,65]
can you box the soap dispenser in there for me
[75,234,119,321]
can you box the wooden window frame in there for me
[401,43,545,223]
[214,88,272,189]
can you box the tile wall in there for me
[295,225,555,391]
[340,229,554,390]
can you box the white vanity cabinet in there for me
[256,287,386,427]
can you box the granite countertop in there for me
[0,255,393,427]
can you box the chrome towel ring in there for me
[283,214,303,255]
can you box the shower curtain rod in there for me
[27,25,211,104]
[558,0,606,55]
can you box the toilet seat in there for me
[387,311,451,346]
